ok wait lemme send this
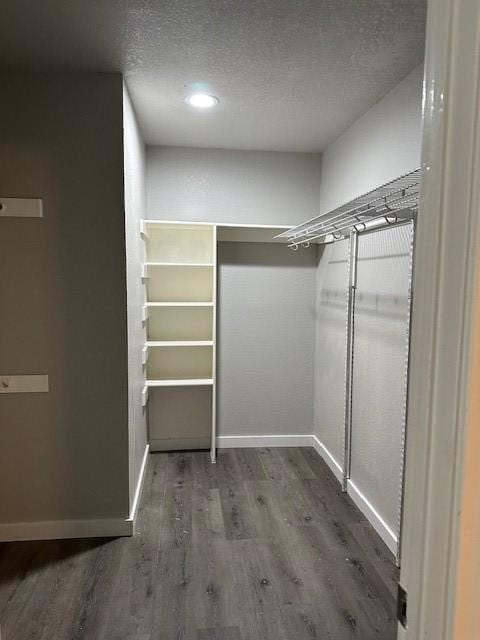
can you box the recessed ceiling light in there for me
[185,93,219,108]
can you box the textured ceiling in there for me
[0,1,426,152]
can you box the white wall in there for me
[123,85,148,515]
[218,242,317,439]
[350,224,412,543]
[313,239,350,469]
[146,146,322,226]
[318,64,423,214]
[314,63,423,461]
[313,65,423,552]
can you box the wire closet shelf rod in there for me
[276,168,421,249]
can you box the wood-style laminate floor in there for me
[0,448,399,639]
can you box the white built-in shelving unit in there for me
[141,221,217,459]
[140,220,292,462]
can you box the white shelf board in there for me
[146,378,214,387]
[146,340,214,347]
[141,220,300,244]
[216,223,295,244]
[144,261,214,267]
[142,220,214,228]
[145,301,214,307]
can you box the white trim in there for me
[399,1,480,637]
[0,445,151,542]
[215,222,292,230]
[210,224,218,463]
[311,436,396,553]
[347,480,397,555]
[0,518,132,543]
[142,219,293,230]
[128,444,150,529]
[216,434,313,449]
[311,435,344,483]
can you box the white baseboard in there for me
[0,517,133,543]
[0,446,151,543]
[216,434,313,448]
[347,479,398,555]
[311,435,344,483]
[128,444,150,533]
[309,436,397,554]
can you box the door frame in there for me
[399,0,480,637]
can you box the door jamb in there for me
[398,0,480,637]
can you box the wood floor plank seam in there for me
[0,447,398,640]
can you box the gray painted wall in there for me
[146,146,322,226]
[318,64,423,214]
[123,84,148,512]
[218,242,317,437]
[313,239,350,467]
[350,225,412,536]
[0,73,130,524]
[314,64,423,460]
[313,68,423,541]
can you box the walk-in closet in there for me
[1,1,446,638]
[125,47,424,637]
[140,166,418,565]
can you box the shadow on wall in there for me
[320,287,408,320]
[217,240,320,268]
[216,240,319,438]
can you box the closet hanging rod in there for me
[287,208,415,249]
[288,193,418,248]
[291,194,417,246]
[293,182,419,240]
[288,187,420,246]
[276,167,421,246]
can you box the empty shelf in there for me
[144,262,214,267]
[217,224,293,243]
[146,379,214,387]
[145,302,214,307]
[146,340,214,347]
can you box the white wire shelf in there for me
[276,168,421,247]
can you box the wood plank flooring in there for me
[0,447,399,639]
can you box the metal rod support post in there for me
[343,230,357,492]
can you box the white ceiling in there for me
[0,1,426,152]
